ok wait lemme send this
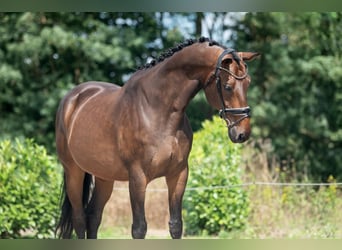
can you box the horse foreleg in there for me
[86,178,114,239]
[166,166,188,239]
[128,167,148,239]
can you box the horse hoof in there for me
[131,223,147,239]
[169,220,182,239]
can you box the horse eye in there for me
[224,84,233,91]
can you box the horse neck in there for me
[165,43,222,84]
[128,44,222,116]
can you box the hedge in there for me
[0,138,61,238]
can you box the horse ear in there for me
[239,52,260,61]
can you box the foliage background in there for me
[184,117,248,236]
[0,13,184,150]
[1,12,341,181]
[230,12,342,181]
[0,138,61,238]
[1,12,342,238]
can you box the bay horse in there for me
[55,37,259,239]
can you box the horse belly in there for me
[71,143,128,181]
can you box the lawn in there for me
[99,179,342,239]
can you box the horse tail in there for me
[55,172,93,238]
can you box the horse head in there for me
[204,49,259,143]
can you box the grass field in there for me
[99,180,342,239]
[98,141,342,239]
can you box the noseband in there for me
[212,49,251,128]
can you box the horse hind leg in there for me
[62,165,90,239]
[85,177,114,239]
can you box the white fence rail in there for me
[112,181,342,192]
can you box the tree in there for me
[230,13,342,181]
[0,12,184,151]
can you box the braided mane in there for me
[138,37,227,70]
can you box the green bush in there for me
[0,138,61,238]
[184,116,249,236]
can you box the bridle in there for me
[210,49,251,128]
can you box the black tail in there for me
[55,172,93,238]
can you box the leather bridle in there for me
[211,49,251,128]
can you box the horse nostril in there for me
[237,133,246,142]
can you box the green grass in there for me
[99,142,342,239]
[99,184,342,239]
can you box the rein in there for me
[213,49,251,128]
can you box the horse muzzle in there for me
[219,106,251,143]
[228,122,251,143]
